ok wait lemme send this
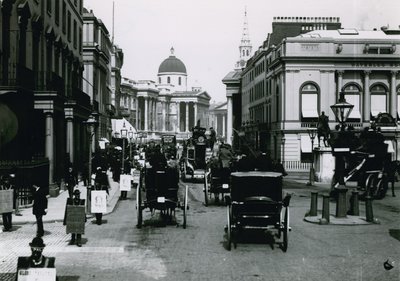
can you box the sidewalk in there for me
[10,171,121,225]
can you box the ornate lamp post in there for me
[85,114,98,214]
[306,127,317,186]
[330,92,354,217]
[120,122,128,173]
[128,128,134,161]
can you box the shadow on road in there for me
[389,229,400,241]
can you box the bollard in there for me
[335,187,348,218]
[365,196,374,222]
[309,191,318,216]
[349,190,359,216]
[321,194,330,223]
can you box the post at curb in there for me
[309,191,318,216]
[348,190,359,216]
[365,196,374,222]
[335,187,348,218]
[320,194,330,224]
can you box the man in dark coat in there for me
[32,184,48,237]
[64,189,85,247]
[1,175,13,231]
[65,166,78,199]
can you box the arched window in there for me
[343,83,361,120]
[370,84,388,117]
[300,83,319,120]
[178,77,181,85]
[246,50,249,56]
[243,50,245,56]
[158,77,161,84]
[167,76,170,84]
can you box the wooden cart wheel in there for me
[136,183,142,228]
[282,206,289,252]
[204,171,209,206]
[227,204,232,251]
[183,185,188,229]
[374,177,388,199]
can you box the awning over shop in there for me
[300,135,317,153]
[111,118,136,138]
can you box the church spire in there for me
[235,7,252,70]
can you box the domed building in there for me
[120,47,210,141]
[158,47,187,91]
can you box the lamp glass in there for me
[121,129,128,138]
[330,92,354,124]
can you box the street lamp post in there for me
[128,129,134,161]
[85,114,98,214]
[306,127,317,186]
[330,92,354,217]
[120,122,128,173]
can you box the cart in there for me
[225,171,291,251]
[136,165,188,228]
[204,165,231,206]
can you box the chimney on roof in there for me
[381,25,388,31]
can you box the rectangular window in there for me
[55,0,60,25]
[67,11,71,42]
[47,0,52,14]
[73,20,77,48]
[62,1,66,34]
[301,94,318,118]
[371,95,387,116]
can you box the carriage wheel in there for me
[182,185,188,229]
[204,173,209,206]
[226,205,232,251]
[374,177,388,199]
[365,173,377,198]
[282,206,289,252]
[136,184,142,228]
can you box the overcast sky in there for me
[84,0,400,102]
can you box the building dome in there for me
[158,47,187,74]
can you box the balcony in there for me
[35,71,64,94]
[71,86,91,110]
[0,63,34,90]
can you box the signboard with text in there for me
[131,170,141,184]
[120,174,132,191]
[17,268,56,281]
[66,205,86,234]
[0,190,13,213]
[91,190,107,213]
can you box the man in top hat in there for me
[17,237,55,268]
[64,189,85,247]
[1,175,13,231]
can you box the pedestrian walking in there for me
[32,184,48,237]
[65,166,78,198]
[93,168,109,225]
[64,189,85,247]
[0,175,13,231]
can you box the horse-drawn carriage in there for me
[180,126,208,181]
[136,147,188,228]
[204,161,231,206]
[225,171,291,251]
[161,134,177,159]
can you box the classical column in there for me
[162,101,166,132]
[176,102,180,132]
[185,102,189,132]
[144,97,148,131]
[337,70,344,95]
[363,71,371,122]
[194,102,198,125]
[214,114,218,135]
[45,112,54,185]
[222,114,226,138]
[154,99,157,131]
[135,97,139,129]
[390,71,398,118]
[227,96,233,145]
[66,117,74,163]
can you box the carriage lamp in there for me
[306,127,318,186]
[330,92,354,131]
